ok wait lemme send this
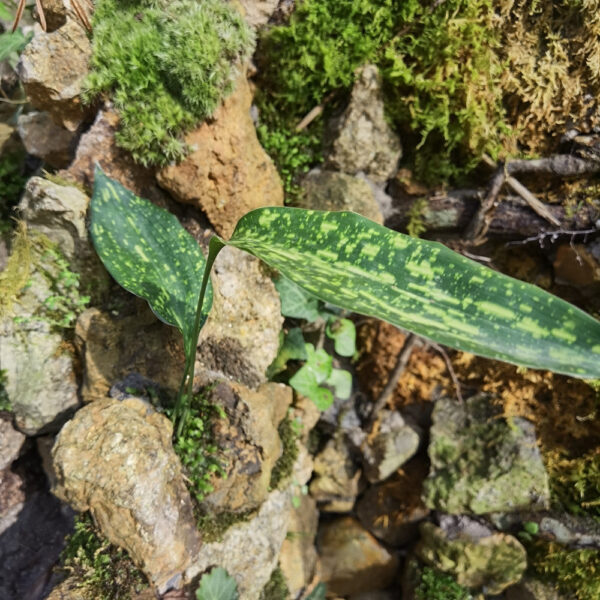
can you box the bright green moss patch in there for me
[85,0,254,166]
[528,541,600,600]
[59,513,148,599]
[415,566,472,600]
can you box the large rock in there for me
[157,74,284,238]
[417,519,527,595]
[0,417,25,471]
[325,64,402,184]
[318,516,399,597]
[17,111,77,168]
[52,397,200,592]
[198,380,292,514]
[197,245,283,388]
[17,19,93,131]
[238,0,279,27]
[299,169,384,224]
[423,395,550,514]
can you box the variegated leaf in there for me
[226,207,600,379]
[90,167,212,357]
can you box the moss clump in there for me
[195,510,252,543]
[528,541,600,600]
[415,567,472,600]
[59,513,148,599]
[259,566,290,600]
[269,415,300,490]
[85,0,254,166]
[0,152,27,234]
[0,369,11,413]
[0,221,32,320]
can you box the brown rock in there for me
[52,397,200,592]
[157,74,283,238]
[279,494,319,597]
[199,380,292,513]
[75,305,185,403]
[0,417,25,471]
[238,0,279,27]
[318,517,399,597]
[17,20,93,131]
[356,457,430,547]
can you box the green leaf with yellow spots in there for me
[221,207,600,379]
[90,167,212,359]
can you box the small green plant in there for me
[518,521,540,543]
[0,369,11,412]
[59,513,148,599]
[90,169,600,437]
[196,566,239,600]
[84,0,254,166]
[415,566,472,600]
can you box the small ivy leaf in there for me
[196,567,239,600]
[289,344,335,410]
[326,368,352,399]
[267,327,308,377]
[275,275,321,321]
[326,317,356,357]
[305,344,333,382]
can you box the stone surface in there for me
[238,0,279,27]
[52,397,200,592]
[299,169,384,224]
[356,457,430,547]
[325,64,402,184]
[199,380,292,514]
[197,245,283,388]
[355,410,420,483]
[157,74,283,238]
[40,0,70,32]
[75,305,184,403]
[0,417,25,471]
[503,577,566,600]
[17,111,77,168]
[423,395,550,514]
[309,434,362,513]
[318,516,399,597]
[417,519,527,595]
[17,19,93,131]
[279,493,319,597]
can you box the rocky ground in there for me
[2,1,600,599]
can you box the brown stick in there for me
[464,165,505,243]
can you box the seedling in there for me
[91,168,600,436]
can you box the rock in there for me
[198,380,292,514]
[46,578,89,600]
[0,417,25,471]
[197,245,283,388]
[238,0,279,27]
[417,519,527,595]
[503,577,567,600]
[63,106,173,207]
[17,19,94,131]
[75,305,184,403]
[289,393,321,444]
[299,169,384,224]
[17,111,77,168]
[356,457,430,547]
[318,516,399,597]
[355,410,420,484]
[309,434,362,513]
[279,493,319,597]
[39,0,69,31]
[157,73,283,238]
[324,64,402,184]
[52,397,200,592]
[423,395,550,515]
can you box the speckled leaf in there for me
[226,207,600,378]
[90,167,212,357]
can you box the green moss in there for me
[195,509,252,543]
[0,369,11,413]
[260,566,290,600]
[528,541,600,600]
[406,197,427,238]
[59,513,148,599]
[269,414,300,490]
[415,567,472,600]
[85,0,254,166]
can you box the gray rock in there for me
[355,410,420,483]
[0,417,25,470]
[17,111,77,168]
[423,395,550,515]
[299,169,384,224]
[325,64,402,184]
[417,519,527,595]
[17,19,93,132]
[197,245,283,388]
[503,577,567,600]
[52,397,200,593]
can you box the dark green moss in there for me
[269,415,300,490]
[85,0,254,166]
[415,566,472,600]
[0,152,27,233]
[59,513,148,599]
[195,509,253,543]
[0,369,11,413]
[259,566,290,600]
